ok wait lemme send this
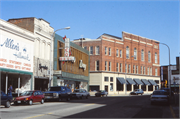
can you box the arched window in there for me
[134,48,137,60]
[155,52,157,63]
[126,46,129,58]
[141,49,144,61]
[148,51,151,62]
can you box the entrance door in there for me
[105,86,108,92]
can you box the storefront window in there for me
[110,83,113,91]
[104,77,109,82]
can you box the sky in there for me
[0,0,179,66]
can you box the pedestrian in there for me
[8,84,13,96]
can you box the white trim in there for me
[153,64,160,66]
[116,41,124,44]
[125,37,131,40]
[147,43,152,46]
[102,38,114,42]
[102,35,122,41]
[132,39,139,42]
[140,41,146,44]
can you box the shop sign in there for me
[65,38,70,57]
[0,35,33,72]
[79,60,86,70]
[59,57,75,62]
[53,70,62,75]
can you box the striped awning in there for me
[141,79,151,85]
[126,78,136,85]
[117,77,128,84]
[133,78,144,85]
[148,79,157,85]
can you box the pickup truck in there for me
[44,86,72,102]
[1,90,13,108]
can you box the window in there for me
[109,48,111,56]
[147,67,149,75]
[84,46,87,50]
[136,66,138,74]
[128,64,131,73]
[141,66,143,74]
[126,46,129,58]
[120,63,122,72]
[95,46,99,55]
[141,49,144,61]
[150,67,152,75]
[155,52,157,63]
[116,49,118,57]
[96,60,99,71]
[105,61,107,71]
[110,83,113,91]
[143,67,145,75]
[110,77,113,82]
[125,64,127,73]
[120,50,122,58]
[148,51,151,62]
[105,47,107,55]
[134,48,137,60]
[104,77,109,82]
[116,63,119,72]
[90,46,93,55]
[133,65,135,73]
[155,68,157,76]
[109,62,111,71]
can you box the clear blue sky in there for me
[0,0,179,66]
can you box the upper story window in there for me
[126,46,129,59]
[105,47,107,55]
[147,67,149,75]
[116,49,119,57]
[109,48,111,56]
[120,50,122,58]
[90,46,93,55]
[155,68,158,76]
[133,65,135,74]
[84,46,87,50]
[141,66,143,74]
[120,63,122,72]
[155,52,157,63]
[150,67,152,75]
[128,64,131,73]
[125,64,127,73]
[96,60,99,71]
[105,61,107,71]
[136,65,138,74]
[116,63,119,72]
[134,48,137,60]
[109,62,111,71]
[141,49,144,61]
[104,77,109,82]
[96,46,100,55]
[143,67,146,75]
[148,51,151,62]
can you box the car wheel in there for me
[66,96,70,101]
[41,99,44,104]
[5,101,11,108]
[29,100,33,105]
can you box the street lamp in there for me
[156,42,171,96]
[49,26,70,88]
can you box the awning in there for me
[148,79,157,85]
[133,78,144,85]
[117,77,128,84]
[141,79,151,85]
[126,78,136,85]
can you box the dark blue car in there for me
[1,91,13,108]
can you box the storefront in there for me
[52,34,89,92]
[0,19,34,96]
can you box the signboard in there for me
[53,70,62,75]
[0,35,33,72]
[64,38,70,57]
[59,57,75,62]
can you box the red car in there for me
[14,90,44,105]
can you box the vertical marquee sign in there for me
[64,38,70,57]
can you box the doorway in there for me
[105,85,108,92]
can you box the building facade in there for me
[52,34,90,92]
[0,19,34,94]
[73,32,161,94]
[8,17,54,91]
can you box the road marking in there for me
[85,103,95,106]
[24,112,53,119]
[169,105,176,118]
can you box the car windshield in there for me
[48,87,61,91]
[153,91,168,95]
[73,90,80,93]
[21,91,33,96]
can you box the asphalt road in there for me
[0,95,173,119]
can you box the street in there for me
[0,95,174,119]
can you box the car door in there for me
[1,91,6,105]
[37,91,42,102]
[33,91,38,102]
[61,87,66,98]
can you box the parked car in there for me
[1,91,13,108]
[130,89,144,95]
[95,90,108,97]
[72,89,90,99]
[44,86,72,102]
[14,90,44,105]
[160,88,174,96]
[150,90,169,105]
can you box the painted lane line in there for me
[23,112,53,119]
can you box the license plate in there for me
[17,101,21,103]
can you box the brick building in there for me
[73,31,160,95]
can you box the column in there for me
[123,84,126,93]
[139,85,141,90]
[146,85,148,93]
[131,84,134,91]
[153,85,155,91]
[5,74,8,94]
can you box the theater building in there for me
[52,34,90,92]
[73,32,161,94]
[0,19,34,95]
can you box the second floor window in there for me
[143,67,145,75]
[128,64,131,73]
[105,47,107,55]
[96,60,99,71]
[134,48,137,60]
[116,49,118,57]
[125,64,127,73]
[120,50,122,58]
[90,46,93,55]
[136,65,138,74]
[126,46,129,58]
[96,46,99,55]
[141,66,143,74]
[148,51,151,62]
[155,52,157,63]
[141,49,144,61]
[155,68,157,76]
[150,67,152,75]
[133,65,135,73]
[84,46,87,50]
[147,67,149,75]
[109,48,111,56]
[120,63,122,72]
[109,62,111,71]
[105,61,107,71]
[116,63,119,72]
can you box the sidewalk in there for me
[170,94,179,118]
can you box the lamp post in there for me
[49,27,70,88]
[156,42,171,96]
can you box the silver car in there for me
[151,90,169,105]
[72,89,90,99]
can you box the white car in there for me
[72,89,90,99]
[151,90,169,105]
